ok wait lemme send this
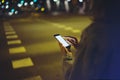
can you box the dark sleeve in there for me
[69,23,103,80]
[62,28,89,80]
[68,28,90,80]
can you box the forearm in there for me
[62,52,74,80]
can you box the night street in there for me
[0,14,92,80]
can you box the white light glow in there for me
[15,11,18,14]
[30,1,34,5]
[53,0,58,2]
[79,0,83,2]
[5,5,9,9]
[67,0,71,2]
[18,3,22,7]
[8,12,13,16]
[24,2,28,6]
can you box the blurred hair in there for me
[91,0,120,22]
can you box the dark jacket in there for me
[68,21,120,80]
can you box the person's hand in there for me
[63,36,79,49]
[58,42,70,55]
[58,41,73,61]
[57,36,79,56]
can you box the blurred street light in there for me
[24,2,28,6]
[15,10,18,14]
[33,0,37,3]
[30,1,34,5]
[41,7,45,12]
[6,1,9,5]
[8,12,13,16]
[17,3,22,7]
[5,5,9,9]
[46,0,51,11]
[2,0,5,3]
[79,0,83,2]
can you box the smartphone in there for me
[54,34,71,48]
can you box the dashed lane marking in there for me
[39,19,81,33]
[72,29,81,33]
[7,40,22,45]
[6,35,18,39]
[64,27,73,30]
[9,46,26,54]
[12,57,34,69]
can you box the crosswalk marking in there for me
[12,57,34,69]
[7,40,22,45]
[4,26,14,31]
[23,75,42,80]
[6,35,18,39]
[3,22,37,79]
[9,46,26,54]
[4,28,14,32]
[5,31,16,35]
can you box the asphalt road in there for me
[0,14,92,80]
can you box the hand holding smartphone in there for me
[54,34,71,49]
[54,34,73,60]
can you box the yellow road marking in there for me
[4,26,14,31]
[23,75,42,80]
[9,46,26,54]
[57,25,66,28]
[4,29,14,31]
[12,57,34,69]
[7,40,22,45]
[6,35,18,39]
[4,22,14,31]
[4,22,10,26]
[5,31,16,35]
[51,23,58,26]
[64,27,73,30]
[72,29,80,33]
[4,26,12,28]
[40,19,81,33]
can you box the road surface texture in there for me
[0,14,92,80]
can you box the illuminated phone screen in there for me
[54,34,70,48]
